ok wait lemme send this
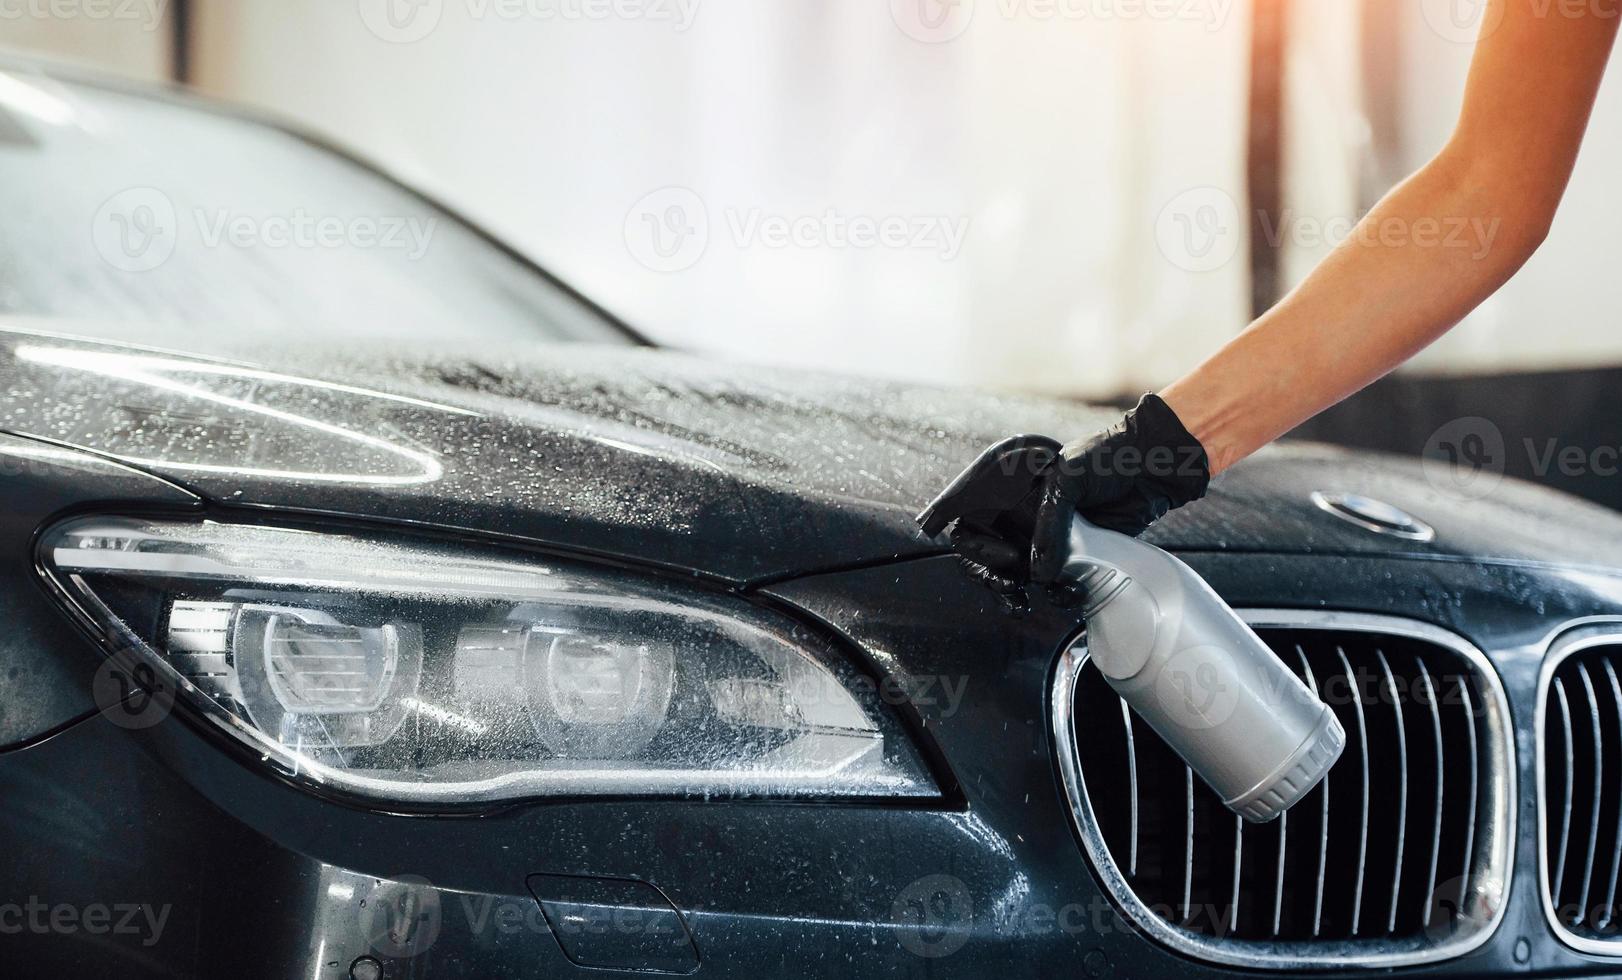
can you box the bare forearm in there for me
[1161,0,1618,477]
[1161,0,1615,473]
[1162,151,1540,474]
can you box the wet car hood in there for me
[4,326,1622,583]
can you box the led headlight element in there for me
[43,517,935,805]
[167,600,421,750]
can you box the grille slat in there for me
[1121,699,1139,877]
[1065,619,1509,963]
[1415,660,1445,930]
[1577,665,1605,923]
[1598,661,1622,931]
[1375,649,1408,936]
[1552,680,1576,906]
[1542,641,1622,945]
[1183,766,1194,924]
[1455,680,1479,921]
[1229,816,1243,934]
[1272,807,1288,937]
[1311,648,1335,938]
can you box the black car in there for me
[4,57,1622,979]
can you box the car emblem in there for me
[1310,491,1436,542]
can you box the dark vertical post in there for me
[1246,0,1289,318]
[170,0,193,86]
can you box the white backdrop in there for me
[181,0,1254,398]
[17,2,1618,397]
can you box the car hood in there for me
[3,326,1622,582]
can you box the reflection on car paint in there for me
[11,344,450,486]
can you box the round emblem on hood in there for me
[1310,491,1435,543]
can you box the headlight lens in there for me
[42,517,935,805]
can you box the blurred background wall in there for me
[7,0,1252,398]
[6,0,1622,502]
[179,0,1258,400]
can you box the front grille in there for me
[1053,612,1514,970]
[1540,633,1622,952]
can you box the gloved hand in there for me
[916,394,1211,609]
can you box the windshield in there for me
[0,69,629,348]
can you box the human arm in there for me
[924,3,1621,593]
[1161,0,1621,474]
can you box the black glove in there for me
[916,394,1211,608]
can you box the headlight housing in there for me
[42,517,936,806]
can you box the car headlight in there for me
[41,517,936,806]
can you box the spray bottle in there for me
[920,436,1344,822]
